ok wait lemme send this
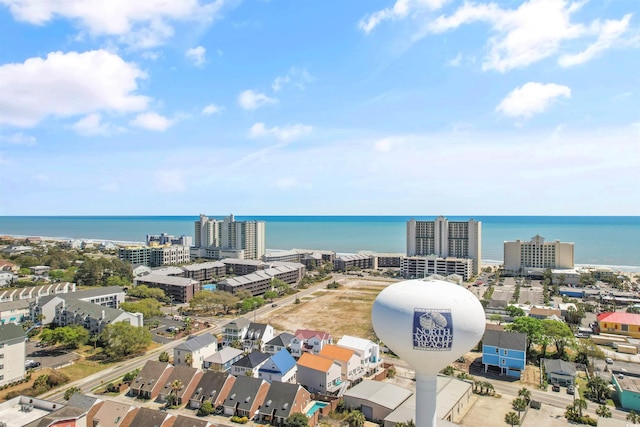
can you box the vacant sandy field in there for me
[258,276,397,340]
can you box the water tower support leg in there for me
[415,373,438,427]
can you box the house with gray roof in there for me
[171,415,215,427]
[126,407,172,427]
[258,382,311,425]
[222,375,270,417]
[174,334,218,369]
[243,322,275,352]
[542,358,578,386]
[222,317,251,346]
[157,366,202,406]
[0,299,31,325]
[232,351,270,378]
[22,394,101,427]
[265,332,295,355]
[189,371,236,409]
[482,329,527,378]
[204,346,244,372]
[129,361,173,400]
[0,323,27,387]
[343,380,413,422]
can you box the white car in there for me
[605,357,614,364]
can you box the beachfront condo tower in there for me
[193,214,266,260]
[406,216,482,275]
[503,235,574,275]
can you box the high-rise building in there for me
[146,233,193,247]
[193,214,266,260]
[503,235,574,274]
[406,216,482,275]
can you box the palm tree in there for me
[185,352,193,367]
[596,404,612,418]
[518,387,531,404]
[505,411,520,426]
[512,398,527,417]
[486,382,495,396]
[574,398,588,418]
[627,411,640,423]
[347,410,366,427]
[167,379,183,408]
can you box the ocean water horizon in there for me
[1,215,639,270]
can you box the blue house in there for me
[259,348,298,383]
[482,330,527,378]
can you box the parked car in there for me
[530,400,542,409]
[552,383,560,392]
[567,385,575,395]
[606,357,614,364]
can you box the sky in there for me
[0,0,638,216]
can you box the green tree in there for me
[99,322,152,360]
[542,319,573,359]
[628,411,640,424]
[185,352,193,367]
[489,313,503,324]
[64,386,81,400]
[441,365,455,376]
[271,278,290,294]
[518,387,531,404]
[198,400,214,417]
[512,398,527,417]
[189,290,238,314]
[505,316,543,355]
[285,413,309,427]
[587,376,610,403]
[263,290,278,301]
[347,410,366,427]
[574,398,587,418]
[167,379,183,407]
[121,298,164,318]
[505,305,526,318]
[159,351,170,363]
[596,404,612,418]
[127,284,169,302]
[504,411,520,426]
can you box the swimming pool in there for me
[306,401,328,416]
[202,284,217,291]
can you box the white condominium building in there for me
[194,214,266,260]
[406,216,482,275]
[504,235,574,274]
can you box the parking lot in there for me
[26,340,78,369]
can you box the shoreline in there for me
[2,233,640,274]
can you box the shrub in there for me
[231,415,249,424]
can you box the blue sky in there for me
[0,0,638,216]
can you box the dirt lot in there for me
[258,277,396,340]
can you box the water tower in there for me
[372,278,485,427]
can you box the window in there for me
[501,359,506,365]
[495,348,499,354]
[503,350,508,356]
[622,324,629,332]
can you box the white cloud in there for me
[72,113,112,136]
[558,14,633,67]
[272,75,290,92]
[374,137,404,152]
[447,52,463,67]
[248,122,313,142]
[185,46,206,66]
[496,82,571,119]
[0,50,149,127]
[0,132,36,145]
[202,103,222,115]
[154,170,186,193]
[130,112,173,131]
[237,90,277,110]
[0,0,225,48]
[359,0,448,33]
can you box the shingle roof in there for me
[222,376,266,412]
[258,381,304,419]
[160,366,199,398]
[0,323,26,342]
[246,323,269,341]
[543,358,577,376]
[319,344,355,362]
[205,346,243,364]
[260,349,297,375]
[224,317,251,330]
[128,407,170,427]
[297,353,334,372]
[233,351,270,369]
[172,415,211,427]
[482,329,527,351]
[266,332,295,348]
[191,371,231,404]
[92,400,135,427]
[294,329,331,341]
[176,333,217,352]
[66,394,99,411]
[133,361,171,390]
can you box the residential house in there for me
[319,344,363,384]
[290,329,332,358]
[169,415,215,427]
[157,366,202,405]
[336,335,382,375]
[542,358,577,386]
[89,400,138,427]
[264,332,295,355]
[174,334,218,369]
[0,271,14,287]
[597,312,640,339]
[23,394,102,427]
[221,375,270,418]
[231,351,270,378]
[127,407,173,427]
[0,299,30,325]
[29,266,50,276]
[222,318,251,347]
[0,323,27,387]
[343,380,413,423]
[482,330,527,378]
[258,349,298,383]
[204,347,244,372]
[258,382,312,425]
[0,260,19,274]
[529,307,562,320]
[129,361,173,400]
[189,371,235,410]
[296,353,343,395]
[243,322,275,352]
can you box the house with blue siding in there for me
[259,348,298,383]
[482,329,527,378]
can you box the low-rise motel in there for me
[597,312,640,339]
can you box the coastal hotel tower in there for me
[406,216,482,276]
[193,214,266,260]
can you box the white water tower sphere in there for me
[372,278,485,427]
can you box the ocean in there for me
[1,216,639,269]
